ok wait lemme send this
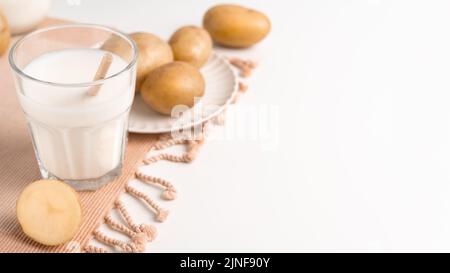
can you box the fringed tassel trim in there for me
[82,56,254,253]
[83,133,203,253]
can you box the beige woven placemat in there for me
[0,18,250,253]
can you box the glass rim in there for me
[8,23,138,88]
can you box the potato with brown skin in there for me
[169,26,212,68]
[101,34,133,62]
[103,32,173,92]
[0,11,11,56]
[141,62,205,116]
[203,4,271,48]
[131,33,174,92]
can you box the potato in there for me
[131,33,174,92]
[17,180,82,246]
[101,34,133,61]
[141,62,205,116]
[169,26,212,68]
[102,32,173,92]
[203,4,271,48]
[0,11,10,56]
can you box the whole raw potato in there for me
[0,11,10,56]
[131,33,174,92]
[203,4,271,48]
[141,62,205,116]
[103,32,173,92]
[169,26,212,68]
[101,34,133,60]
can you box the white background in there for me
[51,0,450,252]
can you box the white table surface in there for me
[51,0,450,252]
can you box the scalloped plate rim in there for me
[128,53,238,134]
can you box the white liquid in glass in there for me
[19,48,134,181]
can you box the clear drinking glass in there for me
[9,24,138,191]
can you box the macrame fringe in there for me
[228,57,257,78]
[82,133,204,253]
[81,56,256,253]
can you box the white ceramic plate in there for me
[128,53,238,134]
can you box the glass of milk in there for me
[9,24,138,191]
